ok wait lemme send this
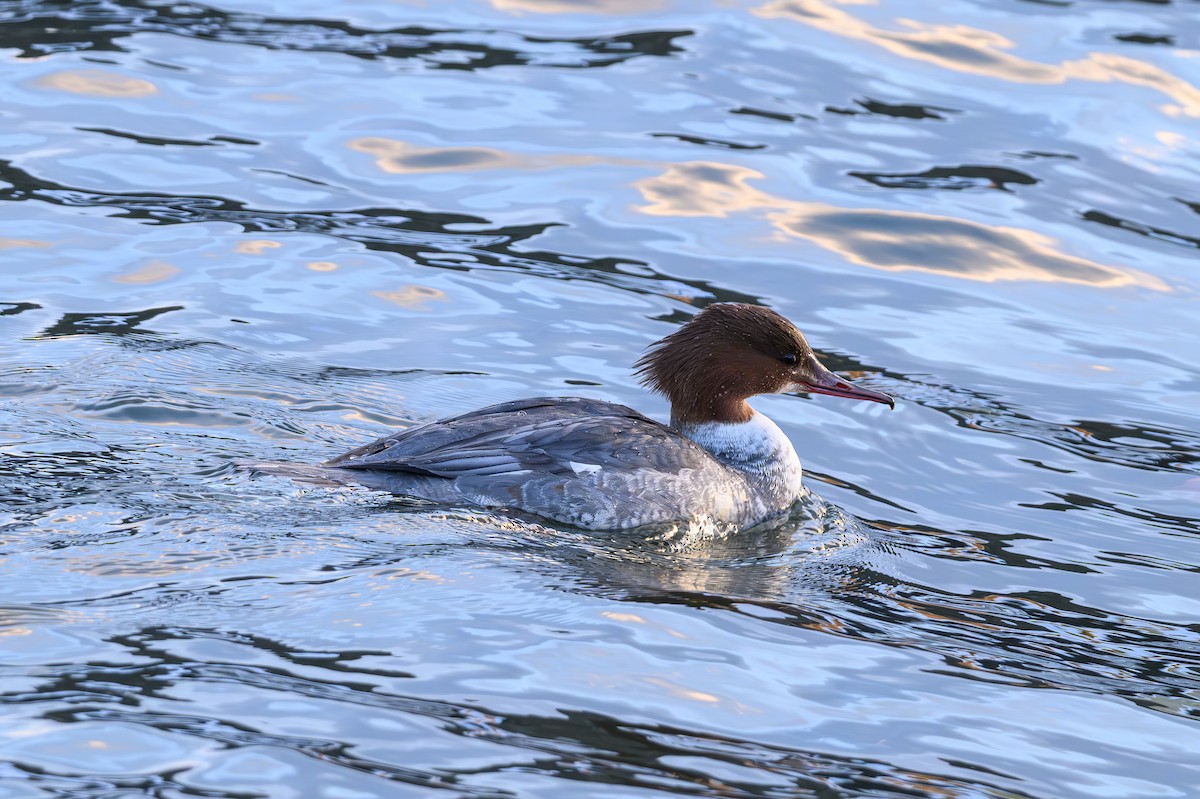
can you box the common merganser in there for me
[261,303,893,530]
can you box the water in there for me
[2,0,1199,796]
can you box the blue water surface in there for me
[2,1,1199,797]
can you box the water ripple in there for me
[4,0,691,70]
[0,160,746,305]
[3,625,1047,798]
[4,0,1200,796]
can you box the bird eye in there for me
[781,353,798,366]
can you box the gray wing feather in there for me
[325,396,707,477]
[320,397,746,528]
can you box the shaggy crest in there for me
[634,303,813,426]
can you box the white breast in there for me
[679,410,803,501]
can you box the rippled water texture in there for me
[3,0,1200,797]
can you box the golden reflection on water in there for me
[1156,132,1187,148]
[234,239,283,255]
[602,610,689,639]
[306,261,339,272]
[602,611,648,623]
[643,676,721,704]
[0,238,50,249]
[251,92,302,102]
[635,161,1169,290]
[37,69,157,98]
[754,0,1200,117]
[113,260,180,285]
[372,285,448,309]
[348,137,601,173]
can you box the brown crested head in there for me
[634,303,894,426]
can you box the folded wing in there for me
[325,396,712,479]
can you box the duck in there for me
[257,303,893,530]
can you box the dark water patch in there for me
[650,133,766,151]
[2,0,691,70]
[77,127,258,148]
[106,626,408,679]
[210,135,259,146]
[1007,151,1079,160]
[1081,209,1200,250]
[1114,32,1175,45]
[247,167,337,187]
[729,106,813,123]
[34,307,186,339]
[849,165,1039,192]
[0,301,42,316]
[826,98,960,120]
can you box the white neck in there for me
[678,410,803,496]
